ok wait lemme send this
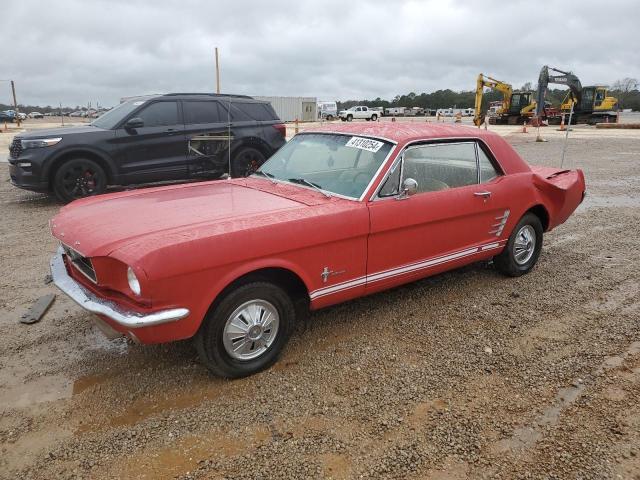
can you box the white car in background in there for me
[338,105,379,122]
[29,112,44,119]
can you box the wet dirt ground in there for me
[1,129,639,479]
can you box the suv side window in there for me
[136,101,179,127]
[231,102,275,121]
[183,101,225,124]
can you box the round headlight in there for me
[127,267,141,296]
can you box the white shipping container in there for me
[254,96,317,122]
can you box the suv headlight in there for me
[21,137,62,149]
[127,267,141,296]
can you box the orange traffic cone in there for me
[391,116,396,122]
[522,121,528,133]
[3,121,7,132]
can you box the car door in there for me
[358,107,368,119]
[366,140,511,294]
[182,100,232,175]
[114,100,187,182]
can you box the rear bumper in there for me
[50,246,190,328]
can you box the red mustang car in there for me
[50,123,585,377]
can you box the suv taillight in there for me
[273,123,286,139]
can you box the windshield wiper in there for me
[252,170,277,184]
[288,178,331,197]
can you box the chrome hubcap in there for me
[514,225,536,265]
[223,300,279,360]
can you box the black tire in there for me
[231,147,266,178]
[52,158,107,203]
[371,114,378,121]
[326,115,334,121]
[494,213,543,277]
[347,114,353,122]
[340,118,346,122]
[195,282,295,378]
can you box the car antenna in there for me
[560,102,574,169]
[227,100,232,178]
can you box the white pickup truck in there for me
[338,105,379,122]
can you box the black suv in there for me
[9,93,286,202]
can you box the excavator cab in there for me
[508,92,532,115]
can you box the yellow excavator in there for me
[535,66,618,124]
[473,74,536,126]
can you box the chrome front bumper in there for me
[50,247,190,328]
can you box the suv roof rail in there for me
[162,92,254,99]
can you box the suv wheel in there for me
[53,158,107,203]
[371,114,378,121]
[347,114,353,122]
[231,147,266,178]
[195,282,295,378]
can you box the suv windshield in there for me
[91,99,148,129]
[257,133,393,199]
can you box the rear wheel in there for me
[371,114,378,121]
[494,213,543,277]
[195,282,295,378]
[52,158,107,203]
[231,147,266,178]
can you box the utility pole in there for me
[215,47,220,94]
[11,80,20,127]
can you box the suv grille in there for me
[9,138,23,159]
[62,244,97,283]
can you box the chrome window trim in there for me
[369,137,503,202]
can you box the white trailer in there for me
[254,96,317,122]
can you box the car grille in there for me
[9,137,22,159]
[62,244,97,283]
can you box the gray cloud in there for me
[2,0,639,107]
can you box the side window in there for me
[477,145,499,183]
[183,101,224,124]
[379,161,402,197]
[232,102,274,121]
[403,142,477,193]
[136,101,179,127]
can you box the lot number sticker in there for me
[345,136,384,153]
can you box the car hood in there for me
[18,125,106,138]
[50,179,330,259]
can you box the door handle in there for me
[474,191,491,198]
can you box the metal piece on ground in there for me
[20,293,56,324]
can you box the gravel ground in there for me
[1,129,639,479]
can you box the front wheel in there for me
[346,114,353,122]
[231,147,266,178]
[195,282,295,378]
[52,158,107,203]
[494,213,543,277]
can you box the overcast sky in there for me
[2,0,639,107]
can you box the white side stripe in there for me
[309,241,506,300]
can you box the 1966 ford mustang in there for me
[50,123,585,377]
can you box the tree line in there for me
[337,78,640,112]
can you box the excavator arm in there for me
[473,73,513,126]
[535,65,582,118]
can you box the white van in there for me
[317,101,338,120]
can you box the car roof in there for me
[303,122,500,144]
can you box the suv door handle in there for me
[474,191,491,198]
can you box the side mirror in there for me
[397,178,418,199]
[125,117,144,129]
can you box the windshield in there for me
[257,133,393,199]
[91,99,148,129]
